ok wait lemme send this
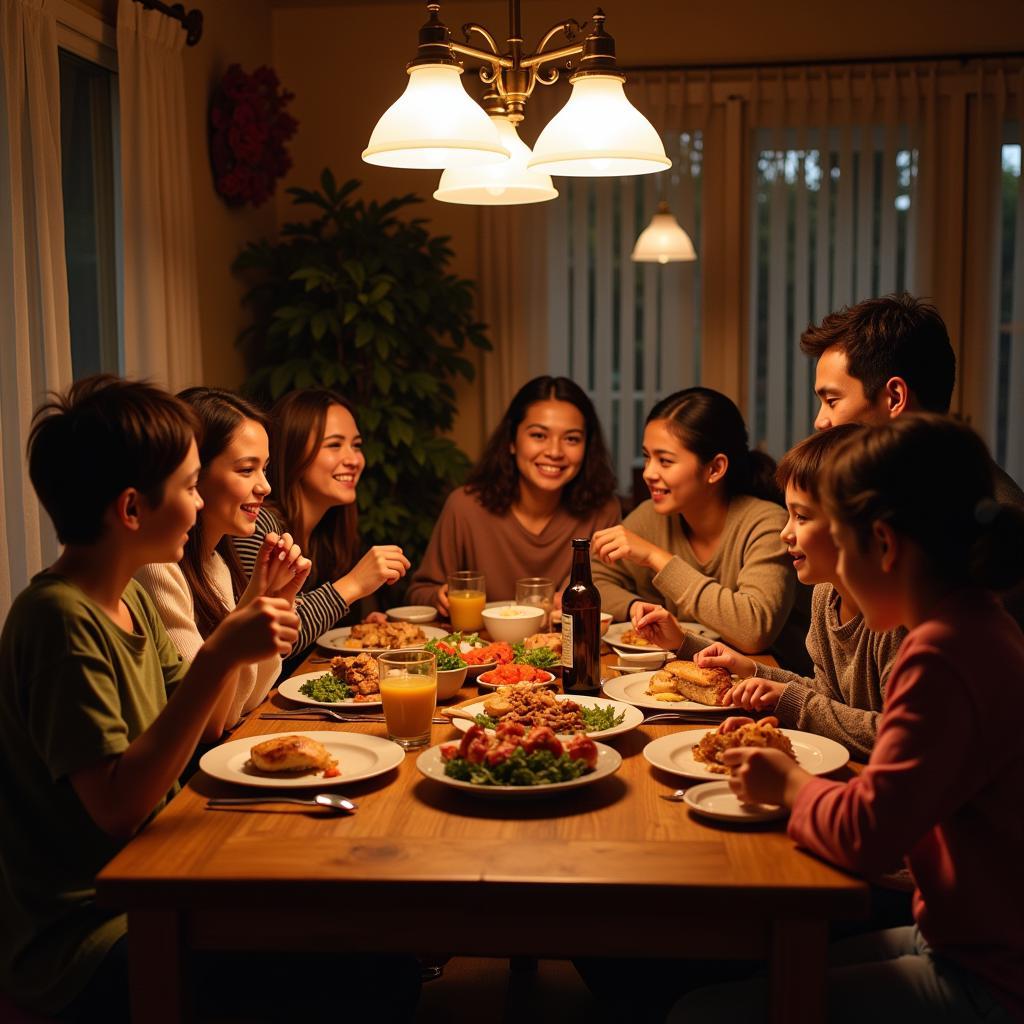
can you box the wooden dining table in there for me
[97,637,868,1023]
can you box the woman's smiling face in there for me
[511,400,586,495]
[641,419,714,515]
[299,403,365,509]
[198,418,270,543]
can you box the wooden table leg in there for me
[769,918,827,1024]
[127,910,186,1024]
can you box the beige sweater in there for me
[135,555,281,729]
[757,583,905,760]
[592,495,811,671]
[407,486,621,605]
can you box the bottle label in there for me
[561,615,573,668]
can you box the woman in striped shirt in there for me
[235,389,409,668]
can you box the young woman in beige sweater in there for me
[592,387,809,669]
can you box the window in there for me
[749,126,917,455]
[547,131,703,494]
[58,47,122,378]
[994,134,1022,482]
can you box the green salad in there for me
[297,672,353,702]
[424,637,468,670]
[511,641,560,669]
[443,746,589,786]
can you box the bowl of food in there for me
[387,605,438,624]
[476,664,556,694]
[424,636,470,701]
[615,649,670,669]
[481,604,545,643]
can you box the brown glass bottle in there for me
[561,537,601,695]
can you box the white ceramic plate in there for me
[475,668,557,694]
[415,741,621,799]
[278,670,383,709]
[448,693,643,741]
[602,672,737,713]
[387,605,438,624]
[682,780,787,823]
[199,731,405,788]
[604,621,720,652]
[316,624,448,653]
[643,728,850,782]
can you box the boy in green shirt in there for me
[0,376,300,1018]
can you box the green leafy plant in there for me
[233,170,491,567]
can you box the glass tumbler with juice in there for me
[447,571,485,631]
[378,651,437,750]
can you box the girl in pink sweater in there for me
[671,415,1024,1023]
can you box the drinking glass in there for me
[515,577,554,631]
[378,650,437,750]
[447,571,486,632]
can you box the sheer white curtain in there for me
[117,0,201,390]
[0,0,72,616]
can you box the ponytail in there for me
[647,387,783,507]
[969,499,1024,592]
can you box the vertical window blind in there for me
[547,131,703,494]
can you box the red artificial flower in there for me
[209,64,298,209]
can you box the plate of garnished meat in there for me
[602,665,740,713]
[278,656,383,708]
[643,721,849,782]
[316,621,448,654]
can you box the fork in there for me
[642,712,723,724]
[261,709,449,724]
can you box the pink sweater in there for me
[789,589,1024,1018]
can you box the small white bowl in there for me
[435,665,468,701]
[387,605,438,624]
[614,649,670,669]
[480,604,544,643]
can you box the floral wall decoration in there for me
[209,64,298,208]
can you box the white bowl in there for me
[387,605,438,624]
[435,665,468,701]
[615,649,670,669]
[476,668,557,694]
[480,604,545,643]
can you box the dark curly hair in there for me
[464,376,618,516]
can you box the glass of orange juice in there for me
[447,571,486,632]
[378,650,437,750]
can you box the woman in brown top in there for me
[407,377,621,611]
[592,387,810,669]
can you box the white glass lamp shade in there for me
[631,204,697,263]
[433,116,558,205]
[528,75,671,177]
[362,64,509,169]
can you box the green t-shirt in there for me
[0,573,189,1014]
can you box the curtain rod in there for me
[133,0,203,46]
[621,49,1024,75]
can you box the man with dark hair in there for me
[800,292,1024,628]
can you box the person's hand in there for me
[434,583,450,615]
[724,677,786,713]
[721,746,812,808]
[591,525,670,572]
[717,715,756,734]
[238,533,297,607]
[208,597,299,666]
[336,546,411,604]
[363,611,388,624]
[629,601,683,651]
[693,642,755,679]
[270,557,311,606]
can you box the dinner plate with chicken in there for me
[199,731,404,788]
[602,668,740,713]
[643,724,849,782]
[278,658,383,708]
[603,621,720,652]
[316,622,448,653]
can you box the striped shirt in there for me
[233,506,349,662]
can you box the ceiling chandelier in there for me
[362,1,671,204]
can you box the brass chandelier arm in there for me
[520,42,585,69]
[460,22,503,57]
[449,40,514,68]
[531,19,582,58]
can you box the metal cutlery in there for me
[642,713,724,724]
[659,789,690,802]
[207,793,357,814]
[260,710,449,724]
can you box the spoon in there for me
[659,789,690,802]
[440,707,484,724]
[207,793,357,813]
